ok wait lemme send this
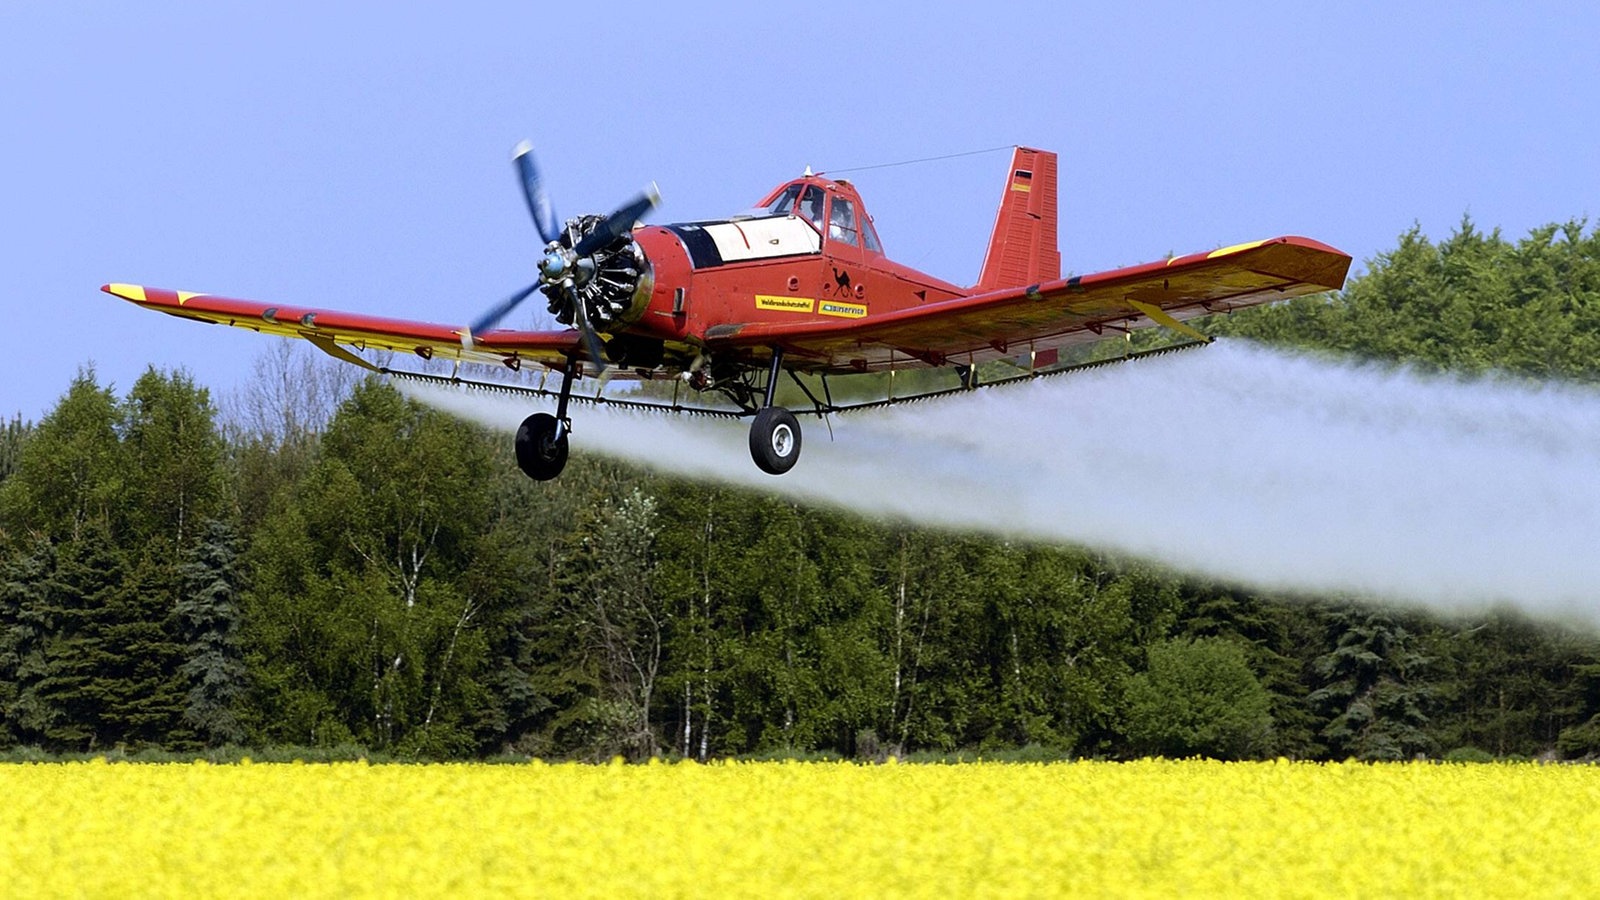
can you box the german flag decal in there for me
[1010,169,1033,192]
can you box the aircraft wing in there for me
[102,283,586,371]
[702,236,1351,372]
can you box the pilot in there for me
[800,189,825,230]
[828,198,855,244]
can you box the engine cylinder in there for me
[542,215,653,330]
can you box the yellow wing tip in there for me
[102,284,209,306]
[103,283,147,302]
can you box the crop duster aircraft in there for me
[105,143,1351,480]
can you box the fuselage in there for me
[609,175,968,370]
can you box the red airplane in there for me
[104,143,1351,480]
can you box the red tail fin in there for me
[975,147,1060,292]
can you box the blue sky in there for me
[4,1,1599,422]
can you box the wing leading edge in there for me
[703,236,1351,372]
[102,284,584,370]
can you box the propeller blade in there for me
[566,283,608,373]
[513,140,562,245]
[468,282,542,337]
[571,184,661,258]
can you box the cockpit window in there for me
[862,216,882,254]
[828,196,859,246]
[764,184,802,217]
[798,186,826,230]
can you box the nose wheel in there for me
[749,406,801,475]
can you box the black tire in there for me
[515,413,569,481]
[749,406,802,475]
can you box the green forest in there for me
[5,217,1600,763]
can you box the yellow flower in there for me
[2,760,1597,897]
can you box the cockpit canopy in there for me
[754,179,883,254]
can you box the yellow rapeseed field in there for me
[2,758,1597,897]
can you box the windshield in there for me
[863,216,882,253]
[763,184,802,216]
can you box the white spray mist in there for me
[398,341,1600,619]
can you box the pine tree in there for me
[1556,658,1600,758]
[177,519,247,746]
[102,553,189,747]
[35,521,126,749]
[1426,610,1598,757]
[0,537,55,746]
[1307,605,1434,760]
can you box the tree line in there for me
[4,217,1600,761]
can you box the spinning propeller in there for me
[465,140,660,371]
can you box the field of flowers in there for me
[3,758,1597,896]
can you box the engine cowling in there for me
[541,215,654,330]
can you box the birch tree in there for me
[561,487,663,759]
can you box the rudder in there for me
[975,147,1060,292]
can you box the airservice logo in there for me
[819,300,867,319]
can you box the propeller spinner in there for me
[464,142,661,371]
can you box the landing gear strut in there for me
[515,358,577,481]
[749,347,802,475]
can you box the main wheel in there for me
[749,406,802,475]
[515,412,569,481]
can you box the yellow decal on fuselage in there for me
[756,295,816,313]
[819,300,867,319]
